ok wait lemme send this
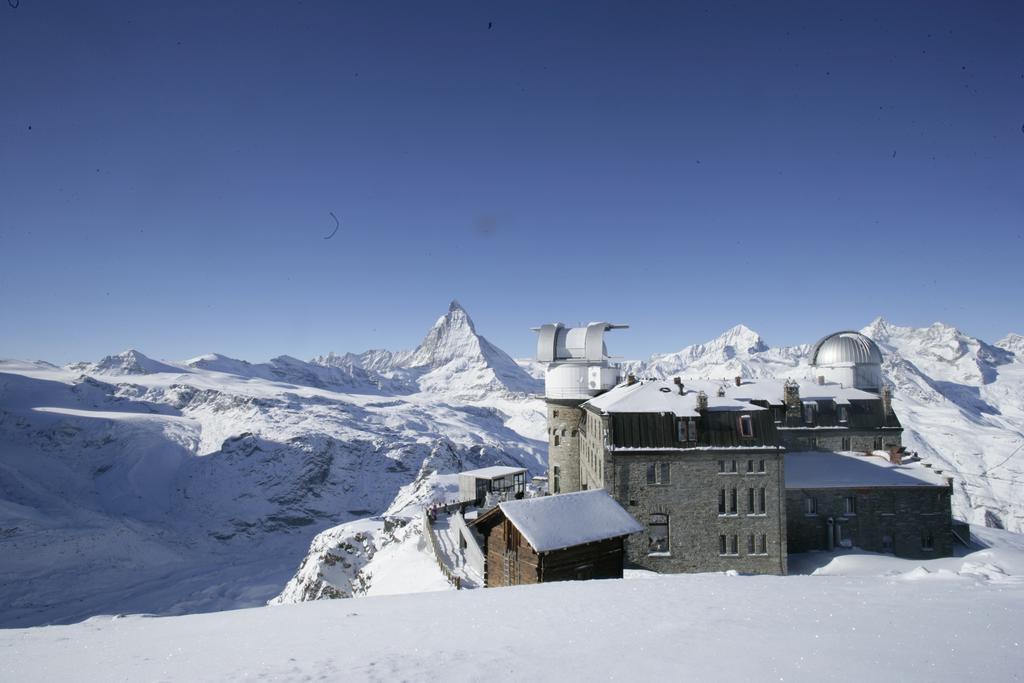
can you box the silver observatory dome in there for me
[808,331,883,392]
[809,331,883,366]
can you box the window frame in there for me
[804,496,818,516]
[738,414,754,438]
[646,462,671,486]
[648,513,670,556]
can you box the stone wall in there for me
[546,401,584,494]
[785,486,954,559]
[607,449,788,575]
[778,428,902,453]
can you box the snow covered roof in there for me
[785,451,949,489]
[711,379,879,406]
[492,490,643,553]
[458,466,527,480]
[584,380,764,416]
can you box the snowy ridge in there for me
[0,303,545,628]
[628,318,1024,532]
[313,301,541,400]
[3,308,1023,627]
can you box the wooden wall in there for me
[608,409,778,449]
[478,516,627,587]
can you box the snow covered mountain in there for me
[2,307,1022,626]
[0,303,545,628]
[313,300,541,400]
[627,318,1024,533]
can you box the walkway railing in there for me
[421,509,461,590]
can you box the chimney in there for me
[673,376,684,395]
[881,385,893,417]
[734,376,742,387]
[696,390,708,412]
[783,379,801,424]
[626,373,637,386]
[817,375,825,385]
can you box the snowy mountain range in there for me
[1,303,1022,626]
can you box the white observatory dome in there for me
[808,331,883,392]
[535,322,627,400]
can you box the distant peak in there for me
[716,324,768,354]
[437,300,475,333]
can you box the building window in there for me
[718,460,725,473]
[553,410,559,418]
[747,488,755,513]
[553,466,560,494]
[748,533,768,556]
[804,496,817,515]
[757,459,765,473]
[873,436,883,450]
[803,402,817,425]
[841,436,851,451]
[719,486,739,515]
[738,415,754,438]
[676,419,697,443]
[647,463,670,485]
[553,435,560,447]
[719,535,738,556]
[648,514,670,555]
[719,460,738,474]
[844,496,857,515]
[838,406,848,423]
[729,459,737,473]
[921,530,934,551]
[746,459,754,473]
[757,487,766,514]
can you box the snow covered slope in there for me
[3,307,1022,628]
[0,304,544,628]
[629,318,1024,533]
[314,301,541,400]
[3,527,1023,682]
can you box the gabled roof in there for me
[785,451,948,489]
[583,380,764,416]
[478,490,642,553]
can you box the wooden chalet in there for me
[472,490,642,587]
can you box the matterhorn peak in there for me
[404,301,482,369]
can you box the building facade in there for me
[534,325,956,572]
[576,379,788,575]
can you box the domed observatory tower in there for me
[534,322,627,494]
[808,331,884,392]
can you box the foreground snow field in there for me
[3,528,1023,682]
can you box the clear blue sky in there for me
[1,1,1021,363]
